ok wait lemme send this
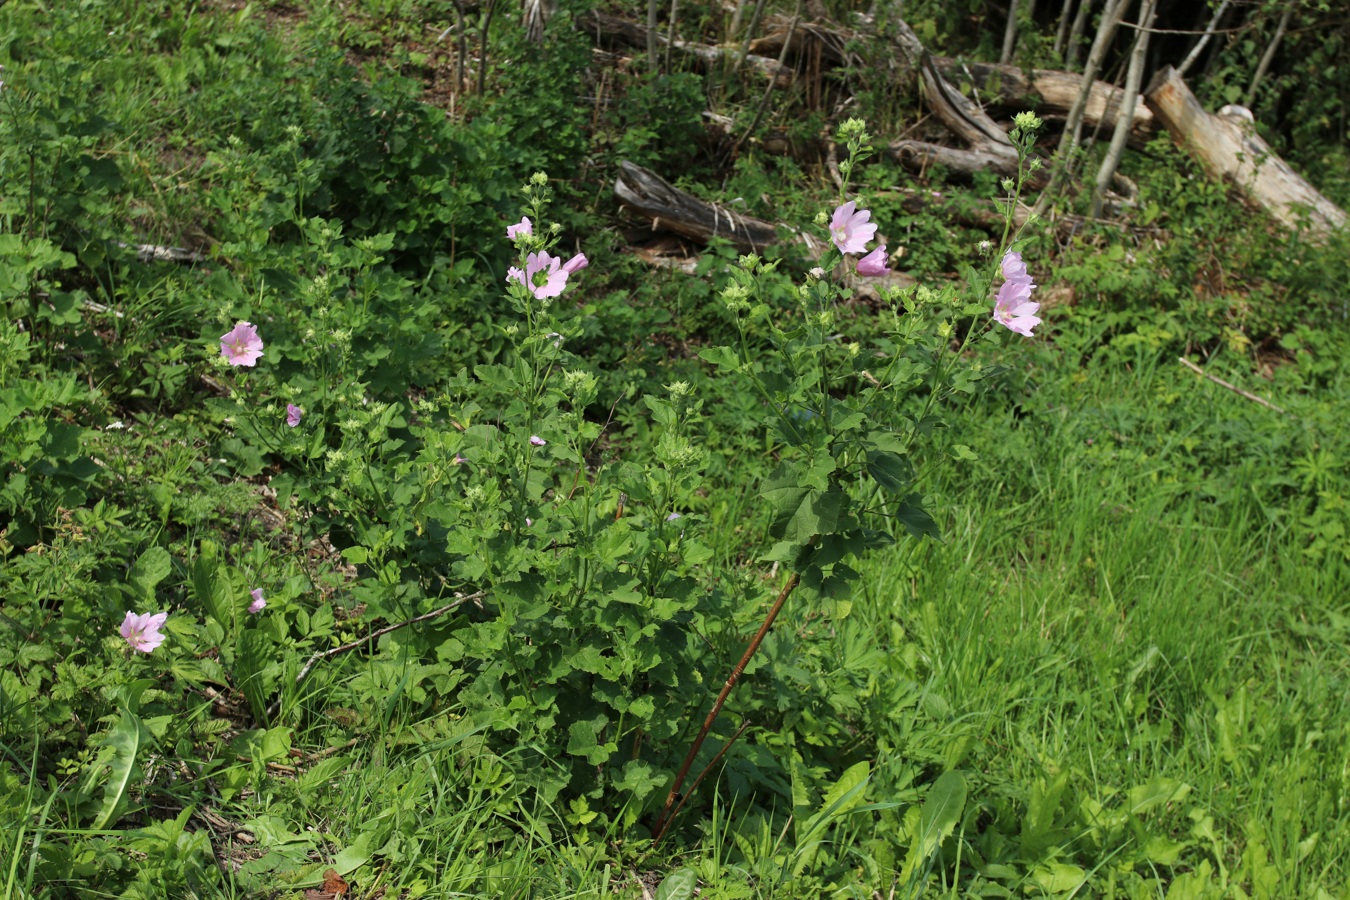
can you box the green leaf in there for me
[819,760,870,818]
[655,868,697,900]
[1030,863,1086,893]
[128,546,172,601]
[1127,776,1191,815]
[698,346,740,372]
[191,540,231,626]
[762,465,848,545]
[566,717,613,765]
[901,770,967,886]
[91,709,149,829]
[866,450,913,493]
[895,494,940,540]
[330,831,374,875]
[612,760,662,800]
[297,756,352,793]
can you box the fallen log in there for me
[615,160,781,251]
[616,159,1119,261]
[747,20,1156,143]
[931,58,1156,146]
[1144,66,1346,239]
[886,48,1040,185]
[616,161,918,300]
[585,12,793,87]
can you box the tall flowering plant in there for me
[652,115,1046,838]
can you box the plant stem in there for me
[652,569,801,844]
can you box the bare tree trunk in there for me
[1176,0,1231,79]
[1034,0,1125,213]
[1244,5,1292,107]
[665,0,679,70]
[647,0,659,69]
[1091,0,1157,218]
[728,0,747,40]
[733,0,803,162]
[1000,0,1020,64]
[1145,66,1347,239]
[478,0,496,95]
[1053,0,1076,57]
[453,0,467,92]
[1064,0,1095,69]
[732,0,771,78]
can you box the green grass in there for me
[3,0,1349,897]
[844,351,1350,897]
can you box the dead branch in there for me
[266,591,484,719]
[1178,357,1287,415]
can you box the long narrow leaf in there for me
[91,710,148,830]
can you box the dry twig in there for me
[1178,357,1287,415]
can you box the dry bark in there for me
[592,14,1155,146]
[614,160,781,251]
[745,20,1157,143]
[585,11,793,85]
[929,58,1156,145]
[1144,66,1347,239]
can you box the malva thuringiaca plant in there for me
[650,114,1045,838]
[95,116,1044,864]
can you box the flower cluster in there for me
[504,217,587,300]
[829,201,890,278]
[993,250,1041,337]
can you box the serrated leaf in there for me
[901,770,967,885]
[698,346,740,371]
[763,476,847,545]
[128,546,172,601]
[794,761,872,876]
[191,540,230,626]
[566,717,613,765]
[612,760,662,800]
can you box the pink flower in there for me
[120,611,168,654]
[856,244,890,277]
[220,321,264,367]
[994,251,1040,337]
[248,589,266,614]
[562,253,588,274]
[507,216,533,239]
[286,404,302,427]
[522,251,568,299]
[829,201,877,254]
[529,435,546,446]
[507,266,525,286]
[1002,250,1032,284]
